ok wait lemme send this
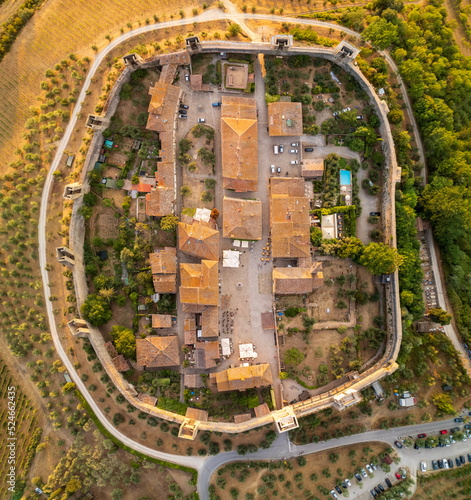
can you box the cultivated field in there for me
[0,0,214,168]
[0,359,43,498]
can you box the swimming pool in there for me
[340,169,351,185]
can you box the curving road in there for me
[37,2,460,496]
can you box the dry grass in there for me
[0,0,215,168]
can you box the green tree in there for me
[61,382,76,395]
[284,348,305,366]
[338,237,364,261]
[228,23,242,37]
[362,17,398,49]
[110,325,136,358]
[180,186,191,197]
[428,307,452,325]
[359,242,402,275]
[160,215,179,231]
[432,393,455,414]
[310,226,323,246]
[80,294,112,326]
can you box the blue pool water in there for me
[340,169,351,185]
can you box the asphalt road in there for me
[36,2,446,497]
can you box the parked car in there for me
[450,435,456,444]
[330,490,338,499]
[451,427,461,432]
[420,461,427,472]
[271,165,275,174]
[357,115,364,120]
[443,459,449,469]
[378,484,385,492]
[455,417,464,422]
[212,102,222,107]
[279,144,284,153]
[345,479,352,487]
[361,468,368,478]
[289,149,298,154]
[385,478,392,488]
[418,433,427,439]
[335,486,342,494]
[396,470,403,478]
[467,453,471,462]
[456,457,462,467]
[432,461,438,470]
[374,487,381,495]
[197,118,205,123]
[394,441,403,449]
[185,74,190,81]
[305,147,314,152]
[179,103,189,109]
[370,211,381,216]
[342,481,347,489]
[276,167,281,174]
[370,490,377,498]
[355,473,362,482]
[448,459,454,468]
[440,429,448,434]
[178,114,187,119]
[460,455,466,464]
[290,160,299,165]
[179,109,187,114]
[366,464,373,474]
[370,463,377,471]
[317,94,324,99]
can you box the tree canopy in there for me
[80,294,112,326]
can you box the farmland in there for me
[0,0,213,167]
[0,359,43,499]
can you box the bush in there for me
[284,307,304,318]
[112,413,124,426]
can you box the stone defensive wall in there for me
[68,38,401,436]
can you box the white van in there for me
[273,145,279,155]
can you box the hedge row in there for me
[75,391,199,493]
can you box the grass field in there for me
[0,0,213,169]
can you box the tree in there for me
[428,307,452,325]
[284,348,305,366]
[81,294,112,326]
[388,108,404,125]
[228,23,242,37]
[65,478,81,494]
[310,226,323,246]
[359,242,402,275]
[362,17,398,49]
[204,178,216,189]
[432,393,455,414]
[160,215,179,231]
[201,191,213,203]
[62,382,76,395]
[180,186,191,197]
[337,237,364,261]
[110,325,136,358]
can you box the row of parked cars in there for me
[330,463,402,499]
[431,453,471,471]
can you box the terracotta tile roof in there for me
[261,312,275,330]
[155,161,175,188]
[254,402,270,417]
[185,407,208,421]
[221,96,258,192]
[302,158,324,178]
[234,413,252,423]
[201,306,219,338]
[184,314,197,344]
[204,341,219,368]
[273,267,314,295]
[151,314,173,328]
[180,260,219,307]
[184,373,204,388]
[130,182,152,193]
[222,197,262,240]
[104,341,118,358]
[138,392,157,407]
[136,336,180,368]
[145,186,174,217]
[152,273,177,294]
[213,364,273,392]
[112,354,130,372]
[268,101,303,136]
[146,82,181,131]
[190,74,203,91]
[159,64,178,85]
[178,222,219,260]
[269,178,310,259]
[149,247,177,274]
